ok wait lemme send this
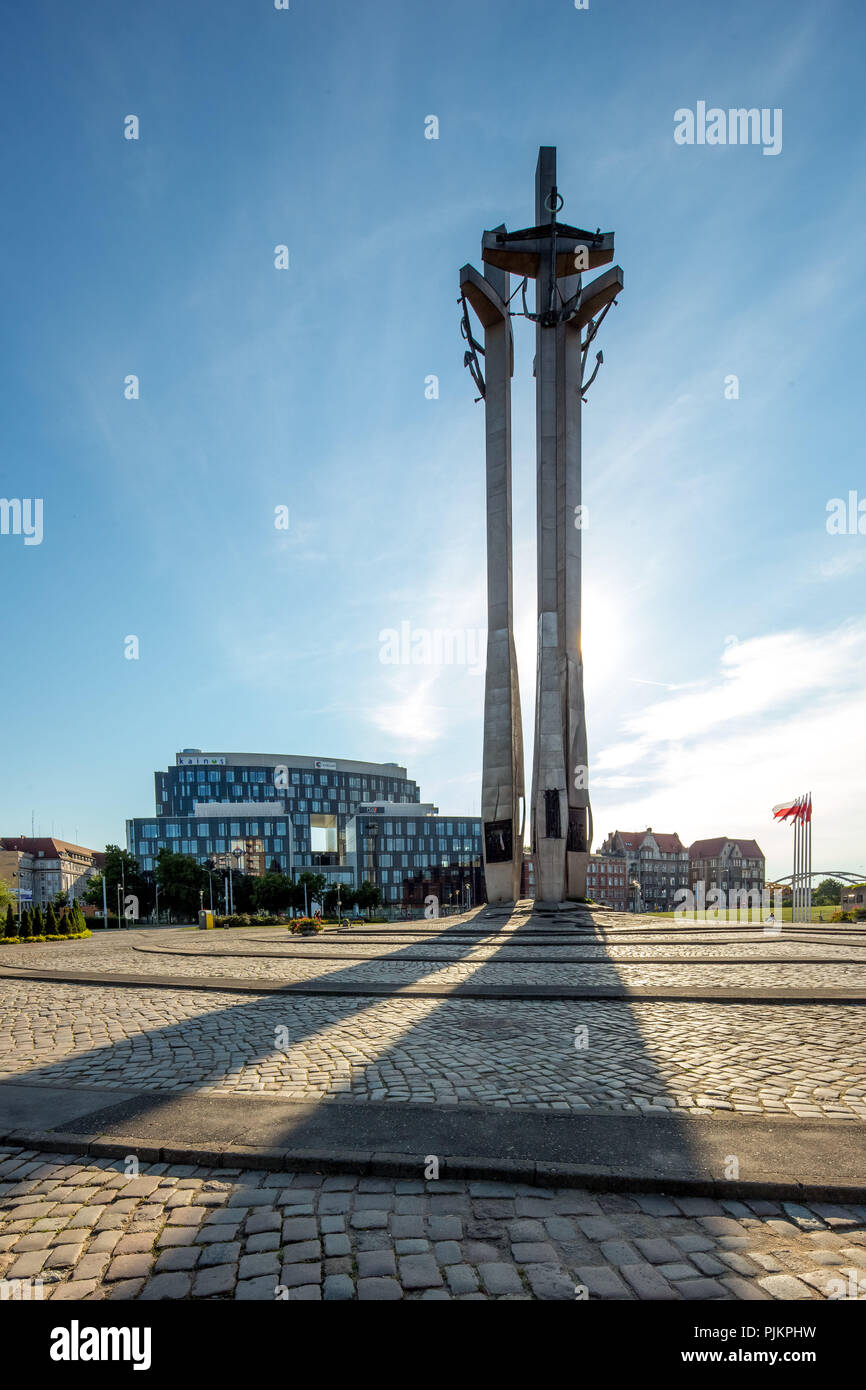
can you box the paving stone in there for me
[279,1262,322,1287]
[357,1249,397,1278]
[154,1246,199,1272]
[391,1216,425,1239]
[282,1239,321,1264]
[577,1217,621,1241]
[634,1237,681,1264]
[357,1277,402,1301]
[239,1251,280,1280]
[236,1276,279,1300]
[50,1279,99,1300]
[105,1253,153,1282]
[620,1262,678,1300]
[599,1240,639,1266]
[508,1219,547,1243]
[139,1272,192,1300]
[108,1278,146,1300]
[196,1222,241,1243]
[673,1277,729,1300]
[433,1241,462,1266]
[428,1216,463,1241]
[245,1211,282,1235]
[193,1263,238,1297]
[512,1242,560,1264]
[244,1230,281,1254]
[757,1274,816,1299]
[524,1265,577,1300]
[478,1262,524,1297]
[445,1264,479,1295]
[720,1275,772,1300]
[198,1241,241,1268]
[350,1210,389,1230]
[399,1253,444,1289]
[323,1274,355,1300]
[282,1217,318,1242]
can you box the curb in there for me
[0,966,864,1003]
[3,1126,865,1203]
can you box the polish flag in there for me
[772,798,800,821]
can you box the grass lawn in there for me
[646,907,842,923]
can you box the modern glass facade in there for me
[346,805,483,906]
[127,750,420,885]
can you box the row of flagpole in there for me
[772,793,812,923]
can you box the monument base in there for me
[566,849,589,900]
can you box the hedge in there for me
[0,931,91,945]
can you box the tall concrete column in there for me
[460,253,524,903]
[463,145,623,905]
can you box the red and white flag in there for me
[772,794,812,823]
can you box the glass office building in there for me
[346,803,483,906]
[126,749,420,886]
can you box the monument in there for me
[460,146,623,903]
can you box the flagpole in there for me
[807,793,812,922]
[795,800,800,917]
[793,798,801,922]
[799,797,805,922]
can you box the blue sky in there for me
[1,0,864,880]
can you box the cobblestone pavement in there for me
[1,980,864,1117]
[0,926,862,986]
[1,1147,864,1301]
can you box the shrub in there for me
[289,917,324,935]
[5,905,15,938]
[45,903,58,935]
[19,911,32,939]
[56,910,69,936]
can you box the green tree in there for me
[19,909,32,939]
[54,889,69,908]
[323,881,351,916]
[45,902,58,935]
[252,872,292,914]
[156,850,207,920]
[231,872,255,914]
[356,880,382,918]
[297,872,327,912]
[5,904,16,938]
[84,845,150,916]
[56,908,69,936]
[32,904,45,935]
[813,877,843,906]
[0,878,15,913]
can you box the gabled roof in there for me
[689,837,764,860]
[0,837,97,859]
[614,831,685,853]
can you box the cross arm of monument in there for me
[459,264,510,330]
[459,260,515,384]
[482,225,614,279]
[573,263,624,331]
